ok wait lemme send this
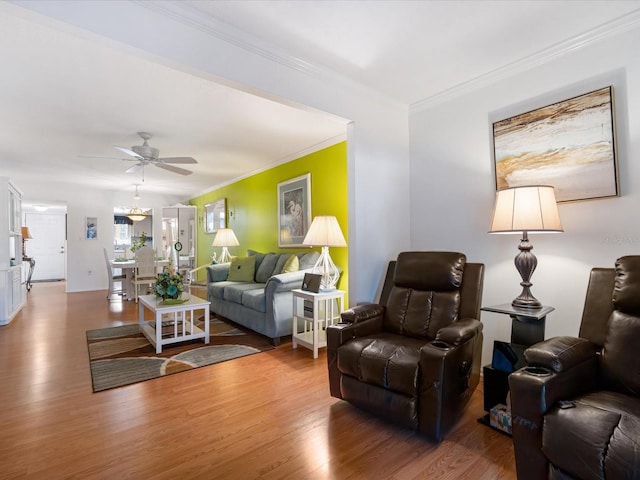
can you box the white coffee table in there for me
[138,294,211,353]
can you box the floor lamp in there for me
[21,226,33,258]
[303,216,347,291]
[212,228,239,264]
[489,185,563,309]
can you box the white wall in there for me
[17,180,183,292]
[16,1,412,304]
[410,25,640,365]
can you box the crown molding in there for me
[193,133,347,198]
[137,2,640,115]
[410,9,640,114]
[136,0,403,110]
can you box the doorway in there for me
[24,212,67,281]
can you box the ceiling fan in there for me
[113,132,197,176]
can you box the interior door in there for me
[24,212,66,281]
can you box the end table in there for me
[292,289,345,359]
[478,303,554,434]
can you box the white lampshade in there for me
[302,216,347,247]
[212,228,240,247]
[489,185,563,234]
[212,228,239,264]
[303,216,346,291]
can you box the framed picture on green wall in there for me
[204,198,226,233]
[278,173,311,247]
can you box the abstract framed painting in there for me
[492,86,619,203]
[277,173,311,247]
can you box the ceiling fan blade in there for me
[158,156,197,164]
[155,163,193,175]
[114,145,143,159]
[125,163,143,174]
[79,154,141,162]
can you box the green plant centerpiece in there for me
[154,267,186,304]
[130,232,148,253]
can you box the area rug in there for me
[86,317,273,392]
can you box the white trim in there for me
[137,0,403,109]
[410,9,640,113]
[191,133,346,197]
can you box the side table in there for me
[292,288,345,359]
[478,303,555,434]
[23,256,35,292]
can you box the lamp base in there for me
[512,292,542,310]
[512,232,543,310]
[313,246,340,291]
[218,247,232,264]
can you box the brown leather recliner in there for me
[509,255,640,480]
[326,251,485,442]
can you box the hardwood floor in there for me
[0,282,516,479]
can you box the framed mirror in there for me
[204,198,226,233]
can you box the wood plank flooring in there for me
[0,282,516,479]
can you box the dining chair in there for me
[132,246,157,302]
[103,248,126,301]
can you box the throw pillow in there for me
[299,251,320,270]
[255,253,279,283]
[227,256,256,282]
[273,254,293,275]
[247,249,270,272]
[282,255,299,273]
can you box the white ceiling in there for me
[2,0,640,204]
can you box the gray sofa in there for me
[206,250,320,345]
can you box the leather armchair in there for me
[327,251,485,442]
[509,256,640,480]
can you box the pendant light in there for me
[127,185,148,222]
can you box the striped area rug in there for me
[86,317,274,392]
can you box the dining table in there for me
[110,258,170,300]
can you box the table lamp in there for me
[303,216,347,290]
[21,226,33,258]
[489,185,563,309]
[212,228,239,264]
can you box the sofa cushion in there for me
[273,254,294,275]
[298,251,320,270]
[209,281,231,300]
[227,256,256,282]
[242,288,267,313]
[224,282,266,304]
[282,255,299,273]
[255,253,279,283]
[247,249,270,272]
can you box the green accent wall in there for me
[190,141,348,293]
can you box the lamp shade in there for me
[489,185,563,234]
[212,228,240,247]
[303,216,347,247]
[21,226,33,239]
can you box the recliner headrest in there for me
[613,255,640,314]
[394,251,466,291]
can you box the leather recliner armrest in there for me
[524,336,598,373]
[340,303,384,323]
[434,318,483,347]
[509,353,599,480]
